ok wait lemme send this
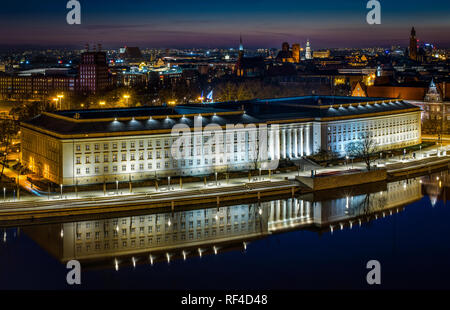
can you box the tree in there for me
[345,132,378,171]
[0,119,17,181]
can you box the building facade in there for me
[20,96,421,186]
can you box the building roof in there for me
[21,96,420,138]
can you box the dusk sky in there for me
[1,0,449,49]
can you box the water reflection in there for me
[11,178,428,270]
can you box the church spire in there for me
[239,34,243,51]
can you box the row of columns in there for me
[268,126,311,160]
[268,198,312,225]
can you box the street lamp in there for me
[57,94,64,110]
[60,184,63,199]
[168,176,171,191]
[99,101,106,106]
[345,156,349,170]
[116,179,119,195]
[3,187,5,202]
[123,94,130,105]
[215,172,218,186]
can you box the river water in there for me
[0,172,449,290]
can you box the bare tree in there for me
[345,132,378,171]
[0,119,17,181]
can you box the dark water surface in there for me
[0,173,449,290]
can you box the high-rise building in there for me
[409,27,418,61]
[78,46,110,94]
[292,44,300,63]
[305,39,312,60]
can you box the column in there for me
[269,201,275,222]
[294,129,298,158]
[286,128,291,159]
[305,126,310,155]
[299,127,305,156]
[269,128,274,160]
[275,128,280,160]
[281,129,286,159]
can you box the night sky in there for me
[0,0,449,49]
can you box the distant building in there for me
[235,36,265,77]
[313,50,331,59]
[275,42,301,63]
[305,40,312,60]
[409,27,418,61]
[0,47,110,99]
[78,51,110,94]
[292,44,300,63]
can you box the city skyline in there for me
[1,0,450,49]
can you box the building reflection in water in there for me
[20,179,424,270]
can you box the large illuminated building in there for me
[20,96,421,186]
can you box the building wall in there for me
[322,111,421,155]
[21,110,422,186]
[21,127,63,184]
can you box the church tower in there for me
[239,34,244,58]
[305,39,312,60]
[409,27,418,61]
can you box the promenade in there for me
[0,143,449,220]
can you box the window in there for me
[85,156,90,164]
[130,153,135,161]
[104,154,109,162]
[122,142,126,149]
[104,166,108,173]
[122,165,126,171]
[130,142,135,149]
[104,143,108,150]
[112,143,117,149]
[113,166,117,172]
[122,153,126,161]
[85,167,90,174]
[131,164,135,171]
[85,144,90,151]
[76,145,81,151]
[76,157,81,164]
[76,168,81,175]
[95,167,99,173]
[95,155,99,163]
[139,140,144,148]
[94,144,99,150]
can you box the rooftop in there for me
[21,96,420,137]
